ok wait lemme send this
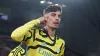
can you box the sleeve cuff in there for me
[35,19,41,24]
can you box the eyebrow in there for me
[51,12,56,14]
[51,12,61,15]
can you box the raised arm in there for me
[11,17,46,42]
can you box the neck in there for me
[44,26,56,37]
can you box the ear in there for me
[44,16,48,23]
[44,13,49,20]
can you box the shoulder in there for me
[31,26,42,30]
[56,35,65,45]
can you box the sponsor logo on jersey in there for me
[38,42,54,56]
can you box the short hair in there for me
[43,5,62,15]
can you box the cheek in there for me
[47,17,53,22]
[47,20,52,24]
[46,19,53,25]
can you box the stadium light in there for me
[55,4,59,5]
[47,1,52,4]
[40,0,45,4]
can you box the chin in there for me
[52,26,59,29]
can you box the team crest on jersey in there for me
[56,47,60,53]
[38,42,54,56]
[42,42,46,46]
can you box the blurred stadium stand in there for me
[0,36,20,56]
[1,0,100,56]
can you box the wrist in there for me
[38,17,44,24]
[35,19,41,24]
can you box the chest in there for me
[31,32,62,49]
[27,29,63,55]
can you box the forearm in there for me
[11,19,40,41]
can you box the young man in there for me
[10,5,65,56]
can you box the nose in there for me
[55,15,60,21]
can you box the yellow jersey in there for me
[10,19,65,56]
[8,43,27,56]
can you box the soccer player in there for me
[10,5,65,56]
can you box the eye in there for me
[58,15,61,18]
[51,13,56,17]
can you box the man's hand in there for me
[38,16,48,24]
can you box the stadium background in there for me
[0,0,100,56]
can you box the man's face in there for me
[45,11,61,29]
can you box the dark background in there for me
[0,0,100,56]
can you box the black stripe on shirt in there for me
[28,45,59,54]
[35,38,56,46]
[24,30,32,41]
[33,29,36,42]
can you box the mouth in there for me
[53,22,60,25]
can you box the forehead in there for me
[48,11,61,15]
